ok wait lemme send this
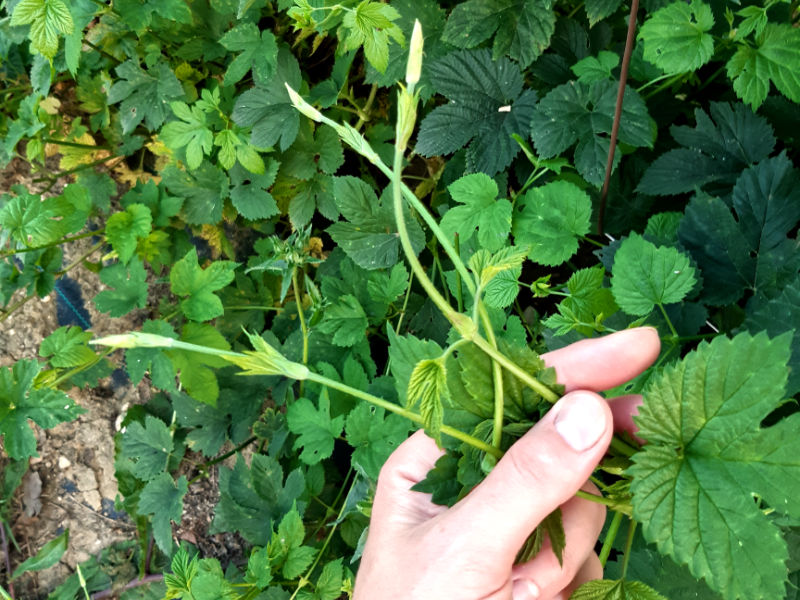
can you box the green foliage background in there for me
[1,0,800,598]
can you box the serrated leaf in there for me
[530,80,652,186]
[678,153,800,304]
[571,51,620,83]
[105,203,152,264]
[114,0,191,30]
[442,173,512,253]
[442,0,555,68]
[407,357,447,443]
[126,320,177,391]
[232,47,302,151]
[0,359,84,460]
[10,0,74,59]
[94,258,148,318]
[230,161,280,221]
[161,162,230,225]
[469,246,528,289]
[0,190,64,247]
[170,249,238,322]
[483,268,521,308]
[366,263,408,306]
[637,102,775,196]
[317,294,368,347]
[286,395,345,465]
[629,332,796,600]
[39,326,94,368]
[387,327,444,405]
[120,415,173,480]
[545,267,618,336]
[313,558,343,600]
[585,0,624,26]
[727,24,800,110]
[341,1,404,73]
[219,23,278,86]
[512,180,592,266]
[107,59,184,134]
[416,49,538,176]
[639,0,714,75]
[571,579,668,599]
[138,473,187,555]
[160,102,213,171]
[345,403,410,480]
[611,233,696,316]
[11,530,68,579]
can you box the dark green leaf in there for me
[170,248,238,322]
[39,326,94,368]
[11,530,69,579]
[286,395,346,464]
[138,473,188,554]
[219,23,278,86]
[107,59,184,134]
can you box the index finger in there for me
[542,327,660,393]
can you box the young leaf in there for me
[219,23,278,86]
[530,80,652,186]
[11,530,69,579]
[313,558,344,600]
[170,248,238,322]
[637,102,775,195]
[105,203,152,264]
[137,473,188,555]
[340,0,404,73]
[318,294,369,347]
[106,59,184,134]
[120,415,173,481]
[571,579,668,599]
[639,0,715,75]
[10,0,74,59]
[442,173,512,252]
[39,326,95,368]
[388,327,444,405]
[571,51,620,84]
[271,507,316,579]
[168,323,233,405]
[407,357,447,443]
[469,246,528,289]
[0,191,65,247]
[628,332,796,600]
[611,233,696,316]
[727,24,800,110]
[0,360,84,460]
[160,102,213,170]
[512,180,592,266]
[286,396,345,465]
[545,267,618,335]
[416,49,538,175]
[442,0,555,68]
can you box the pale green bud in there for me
[90,332,176,349]
[284,83,323,122]
[405,20,423,86]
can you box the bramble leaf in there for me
[138,473,188,555]
[0,359,84,460]
[442,0,555,68]
[367,263,409,306]
[639,0,715,75]
[170,248,238,322]
[530,80,652,186]
[39,326,94,368]
[678,153,800,304]
[10,0,74,59]
[637,102,775,195]
[726,24,800,110]
[585,0,623,26]
[286,396,345,465]
[629,332,796,600]
[107,59,184,134]
[611,234,696,316]
[387,327,444,405]
[105,203,152,264]
[219,23,278,86]
[512,180,592,266]
[0,190,65,247]
[416,49,538,175]
[442,173,512,253]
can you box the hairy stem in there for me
[292,268,309,395]
[598,510,624,567]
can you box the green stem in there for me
[41,138,111,150]
[657,303,678,339]
[476,303,505,451]
[56,241,104,276]
[0,295,33,323]
[304,370,504,459]
[394,269,414,335]
[354,84,378,130]
[223,305,282,312]
[0,230,104,258]
[454,234,464,313]
[580,235,605,248]
[576,490,627,509]
[635,72,673,93]
[642,73,685,99]
[598,510,624,567]
[51,349,113,388]
[188,437,258,484]
[620,519,638,578]
[292,268,309,368]
[609,435,637,458]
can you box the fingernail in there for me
[512,578,540,599]
[553,392,606,451]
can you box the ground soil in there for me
[0,157,243,599]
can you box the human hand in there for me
[353,327,661,600]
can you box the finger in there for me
[543,327,660,392]
[370,430,447,535]
[510,484,606,599]
[607,394,644,441]
[441,391,613,563]
[553,554,604,600]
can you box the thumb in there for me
[443,391,613,562]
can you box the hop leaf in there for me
[170,249,238,322]
[571,579,668,600]
[629,332,796,600]
[638,0,715,75]
[286,396,345,465]
[10,0,74,59]
[407,357,448,444]
[442,173,512,253]
[341,0,405,73]
[611,233,696,316]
